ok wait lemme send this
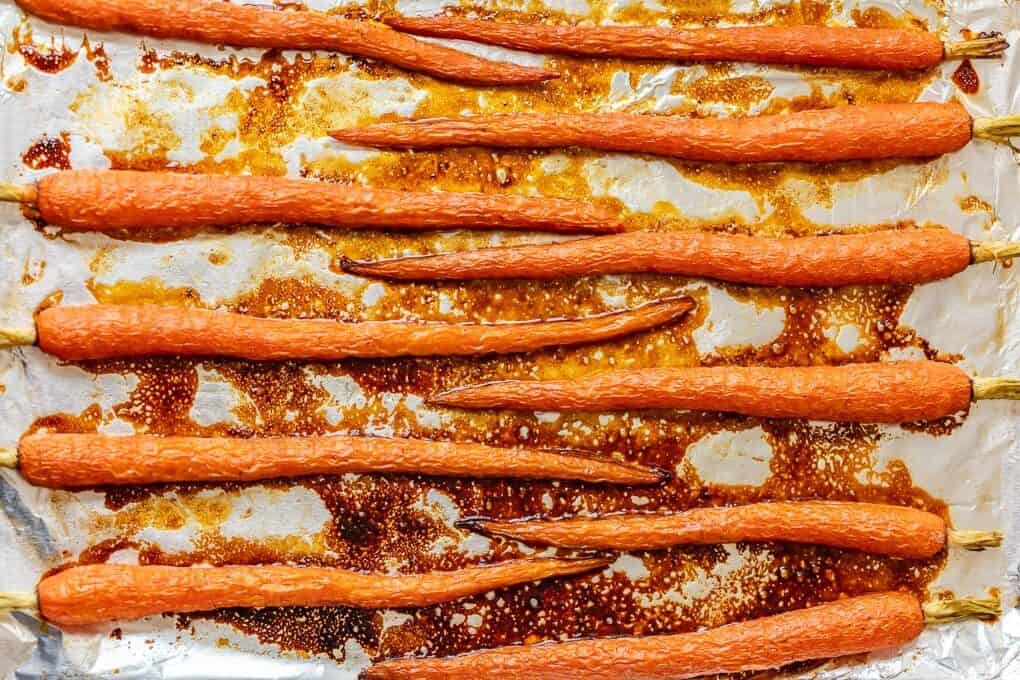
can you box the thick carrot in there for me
[363,592,924,679]
[429,361,974,423]
[343,229,973,286]
[16,433,667,487]
[35,298,692,361]
[461,501,947,558]
[330,102,973,163]
[35,558,608,627]
[14,0,558,85]
[26,170,620,234]
[386,18,954,70]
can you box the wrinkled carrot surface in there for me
[430,361,973,423]
[18,433,666,487]
[36,298,692,361]
[386,18,945,70]
[15,0,557,85]
[344,229,973,286]
[363,591,923,679]
[38,558,608,627]
[35,170,621,234]
[331,102,973,163]
[464,501,947,558]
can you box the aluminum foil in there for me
[1,0,1019,677]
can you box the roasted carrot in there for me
[33,298,692,361]
[427,361,1020,423]
[339,228,1020,286]
[14,0,558,85]
[0,170,621,234]
[9,433,666,487]
[362,592,1000,679]
[386,18,1008,70]
[461,501,1004,558]
[331,102,1020,162]
[0,558,607,627]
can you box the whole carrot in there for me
[362,592,1000,679]
[387,17,1008,70]
[461,501,1003,558]
[341,229,1020,286]
[430,361,1020,423]
[0,558,607,627]
[331,102,1020,162]
[8,433,666,487]
[14,0,558,85]
[32,298,692,361]
[0,170,621,234]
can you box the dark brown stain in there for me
[22,133,72,171]
[952,59,980,94]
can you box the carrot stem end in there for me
[0,327,37,348]
[972,377,1020,401]
[944,34,1009,60]
[922,597,1001,624]
[0,592,37,612]
[0,449,16,469]
[947,529,1003,551]
[972,115,1020,150]
[971,241,1020,263]
[0,182,36,204]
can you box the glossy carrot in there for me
[363,592,925,679]
[430,361,979,423]
[34,298,692,361]
[14,433,666,487]
[462,501,948,558]
[33,558,607,627]
[342,229,979,286]
[387,19,989,70]
[331,102,979,162]
[14,0,558,85]
[12,170,621,234]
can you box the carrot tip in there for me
[455,517,491,533]
[651,465,673,484]
[922,596,1000,623]
[944,33,1008,60]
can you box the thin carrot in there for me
[461,501,954,558]
[331,102,997,163]
[343,228,991,286]
[362,592,998,679]
[12,433,667,487]
[1,170,621,234]
[430,361,983,423]
[16,558,607,627]
[34,298,692,361]
[14,0,558,85]
[386,18,1009,70]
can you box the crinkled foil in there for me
[1,0,1019,677]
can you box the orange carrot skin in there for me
[344,229,972,286]
[18,433,665,487]
[331,102,973,163]
[35,298,692,361]
[364,591,924,680]
[387,18,945,70]
[431,361,973,423]
[38,558,608,627]
[15,0,557,85]
[37,170,621,234]
[468,501,947,558]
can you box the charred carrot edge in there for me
[331,102,981,163]
[15,0,558,85]
[343,229,986,286]
[386,18,960,70]
[34,297,692,361]
[17,558,607,626]
[0,170,622,234]
[12,433,667,487]
[459,501,952,558]
[430,361,982,423]
[360,592,999,679]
